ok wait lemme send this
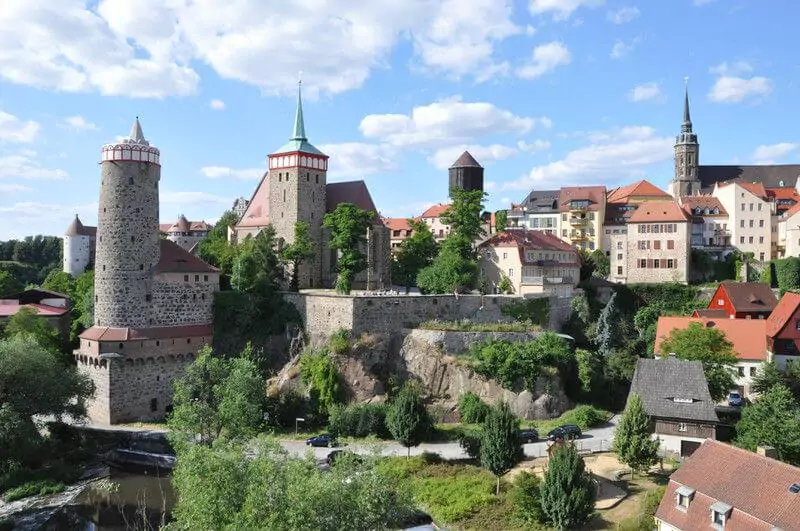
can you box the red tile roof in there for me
[236,172,271,228]
[383,218,413,232]
[715,282,778,313]
[784,202,800,219]
[0,302,69,317]
[681,196,728,217]
[627,200,690,223]
[480,229,578,266]
[654,316,768,361]
[718,180,769,200]
[420,203,451,219]
[767,187,800,201]
[558,186,606,212]
[161,216,210,233]
[766,292,800,337]
[80,323,213,341]
[607,180,670,203]
[155,240,218,274]
[655,440,800,531]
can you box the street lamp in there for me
[295,417,305,436]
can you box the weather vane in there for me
[684,76,689,87]
[299,70,303,86]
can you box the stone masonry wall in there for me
[152,272,217,326]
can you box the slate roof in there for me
[325,181,380,223]
[699,164,800,193]
[628,357,719,423]
[655,440,800,531]
[654,317,768,362]
[691,308,729,318]
[716,281,778,313]
[516,189,560,212]
[450,151,482,168]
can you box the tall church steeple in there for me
[291,81,307,141]
[671,78,700,197]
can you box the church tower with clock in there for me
[670,82,701,197]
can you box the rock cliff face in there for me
[272,329,570,421]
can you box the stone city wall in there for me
[152,272,217,326]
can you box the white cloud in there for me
[360,96,542,147]
[0,110,40,143]
[200,166,264,180]
[0,183,33,193]
[751,143,798,163]
[412,0,519,81]
[429,144,518,170]
[607,6,640,24]
[525,25,537,36]
[210,99,226,111]
[516,42,571,80]
[0,153,69,180]
[627,82,662,102]
[160,191,234,206]
[708,76,772,103]
[504,125,673,190]
[62,115,98,131]
[610,39,637,59]
[528,0,604,21]
[517,139,551,152]
[710,61,753,76]
[317,143,399,179]
[0,0,526,99]
[0,200,97,240]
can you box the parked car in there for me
[518,428,539,443]
[728,392,743,407]
[547,424,582,441]
[306,434,336,447]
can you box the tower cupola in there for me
[101,117,160,165]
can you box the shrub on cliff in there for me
[458,392,490,424]
[299,350,345,417]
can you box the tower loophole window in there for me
[131,236,135,243]
[315,174,319,183]
[129,177,134,185]
[140,264,144,270]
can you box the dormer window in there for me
[675,486,695,511]
[710,501,732,528]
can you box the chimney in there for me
[757,446,778,459]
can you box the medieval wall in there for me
[151,272,217,326]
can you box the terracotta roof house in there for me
[655,440,800,531]
[478,228,579,298]
[704,281,778,320]
[0,289,70,342]
[383,217,415,252]
[628,357,719,457]
[765,292,800,371]
[607,180,670,204]
[558,186,607,252]
[654,316,768,398]
[768,187,800,215]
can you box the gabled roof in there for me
[715,179,769,201]
[325,181,380,222]
[236,172,271,228]
[654,316,768,362]
[606,180,670,203]
[655,440,800,531]
[768,187,800,202]
[680,196,728,217]
[766,292,800,337]
[480,228,575,253]
[420,203,451,219]
[383,218,413,232]
[628,357,719,423]
[450,151,482,168]
[716,282,778,313]
[627,200,689,223]
[699,164,800,193]
[558,186,606,212]
[155,239,218,274]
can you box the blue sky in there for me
[1,0,798,240]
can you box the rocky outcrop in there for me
[271,329,570,421]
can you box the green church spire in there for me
[291,80,307,141]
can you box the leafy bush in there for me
[458,430,482,460]
[328,403,390,439]
[512,471,543,526]
[299,350,344,415]
[567,405,607,429]
[2,479,64,502]
[328,328,351,355]
[458,392,490,424]
[500,297,550,326]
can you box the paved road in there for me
[282,416,619,461]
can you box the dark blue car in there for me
[306,434,336,448]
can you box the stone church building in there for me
[229,83,391,290]
[74,119,220,424]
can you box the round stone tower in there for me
[63,214,93,276]
[448,150,484,198]
[94,118,161,328]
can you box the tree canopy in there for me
[386,383,433,457]
[539,444,597,531]
[3,306,63,353]
[480,401,523,494]
[658,322,737,401]
[231,226,284,298]
[612,393,659,475]
[281,221,316,292]
[323,203,374,294]
[735,384,800,465]
[391,219,438,292]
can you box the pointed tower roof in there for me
[682,81,693,133]
[271,80,326,157]
[101,117,160,164]
[66,214,85,236]
[450,151,483,169]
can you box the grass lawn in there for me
[585,474,667,530]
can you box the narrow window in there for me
[150,398,158,412]
[184,275,189,282]
[204,275,208,281]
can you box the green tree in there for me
[590,249,610,278]
[498,274,514,294]
[735,384,800,465]
[299,350,344,418]
[196,210,240,285]
[0,271,23,297]
[612,393,660,476]
[415,246,478,294]
[494,210,508,232]
[458,391,490,424]
[440,188,487,258]
[71,270,95,341]
[658,322,738,401]
[539,444,597,531]
[41,270,74,296]
[751,361,783,395]
[281,221,316,292]
[392,219,438,293]
[4,307,62,353]
[0,335,94,475]
[323,203,374,294]
[231,226,284,297]
[168,346,264,450]
[480,401,523,495]
[512,471,543,526]
[386,383,433,457]
[577,249,595,281]
[595,292,623,356]
[575,348,604,396]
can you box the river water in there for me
[46,469,175,530]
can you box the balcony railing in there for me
[522,276,574,285]
[569,232,589,241]
[570,217,588,226]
